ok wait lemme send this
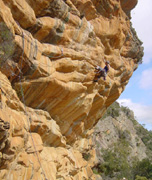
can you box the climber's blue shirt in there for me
[104,65,109,73]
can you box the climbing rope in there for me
[21,30,64,60]
[0,30,64,79]
[19,32,48,180]
[0,82,3,109]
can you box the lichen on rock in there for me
[0,0,143,179]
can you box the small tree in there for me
[135,175,148,180]
[133,158,152,179]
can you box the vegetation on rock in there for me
[93,102,152,180]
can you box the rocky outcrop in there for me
[93,102,151,179]
[120,0,138,17]
[93,103,147,162]
[0,0,143,179]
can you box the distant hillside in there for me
[92,102,152,180]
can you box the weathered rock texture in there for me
[0,0,143,179]
[93,102,151,179]
[94,103,147,162]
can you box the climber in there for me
[93,61,110,82]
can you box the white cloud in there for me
[139,68,152,89]
[117,99,152,130]
[118,1,152,130]
[131,0,152,64]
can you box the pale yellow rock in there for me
[26,133,43,153]
[4,0,36,28]
[10,136,24,153]
[17,152,30,167]
[0,0,143,179]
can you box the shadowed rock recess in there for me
[0,0,143,179]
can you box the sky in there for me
[117,0,152,130]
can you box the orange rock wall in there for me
[0,0,143,179]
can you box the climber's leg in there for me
[103,71,107,80]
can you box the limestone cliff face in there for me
[93,102,151,179]
[0,0,143,179]
[93,103,147,162]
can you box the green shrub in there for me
[136,126,152,152]
[0,22,15,66]
[102,102,120,119]
[82,152,91,161]
[135,175,148,180]
[132,158,152,179]
[93,139,131,178]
